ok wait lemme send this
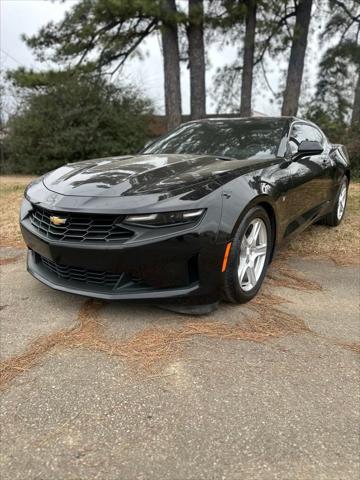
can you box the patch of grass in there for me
[0,175,36,186]
[0,189,26,247]
[0,176,34,247]
[0,185,26,195]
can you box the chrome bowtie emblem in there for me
[50,216,67,226]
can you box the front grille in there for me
[29,206,133,243]
[41,255,128,289]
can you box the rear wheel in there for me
[223,206,272,304]
[322,177,348,227]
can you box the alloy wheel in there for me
[337,183,347,221]
[238,218,268,292]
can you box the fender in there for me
[218,173,282,246]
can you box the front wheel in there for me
[222,206,272,304]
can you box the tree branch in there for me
[108,19,158,76]
[254,10,296,66]
[331,0,360,24]
[260,60,276,97]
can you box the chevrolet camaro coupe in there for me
[20,117,350,309]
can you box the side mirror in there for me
[292,140,323,160]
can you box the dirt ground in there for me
[0,176,359,479]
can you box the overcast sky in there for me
[0,0,322,116]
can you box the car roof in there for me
[182,116,301,126]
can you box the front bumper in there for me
[21,219,225,304]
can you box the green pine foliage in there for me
[21,0,171,74]
[304,0,360,177]
[3,74,153,174]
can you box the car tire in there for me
[322,176,348,227]
[222,206,272,304]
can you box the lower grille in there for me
[29,206,133,244]
[40,255,129,290]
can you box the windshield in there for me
[144,119,287,160]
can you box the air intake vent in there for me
[41,255,129,289]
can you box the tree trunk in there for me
[188,0,206,119]
[161,0,182,130]
[351,72,360,126]
[281,0,313,116]
[240,0,257,117]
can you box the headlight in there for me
[24,174,46,201]
[20,197,32,221]
[124,209,205,227]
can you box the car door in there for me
[287,122,332,229]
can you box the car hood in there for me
[43,153,275,199]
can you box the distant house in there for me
[148,111,267,138]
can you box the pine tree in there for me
[211,0,298,114]
[281,0,313,116]
[240,0,257,116]
[161,0,182,129]
[188,0,206,119]
[308,0,360,126]
[15,0,183,130]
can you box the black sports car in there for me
[20,117,350,308]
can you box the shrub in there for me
[3,76,153,174]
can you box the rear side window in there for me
[290,123,324,145]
